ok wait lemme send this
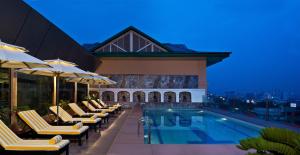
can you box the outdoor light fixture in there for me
[167,108,173,112]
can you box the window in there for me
[0,68,10,125]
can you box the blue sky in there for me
[25,0,300,95]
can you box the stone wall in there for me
[101,74,198,89]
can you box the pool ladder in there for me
[138,117,152,144]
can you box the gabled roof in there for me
[90,26,170,52]
[90,26,231,67]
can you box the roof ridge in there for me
[89,26,171,52]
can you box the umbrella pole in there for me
[52,77,56,106]
[74,82,77,103]
[56,75,60,125]
[10,69,18,126]
[98,85,101,102]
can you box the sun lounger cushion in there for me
[49,106,101,124]
[0,120,69,151]
[91,100,117,110]
[93,100,119,112]
[82,101,103,112]
[69,103,105,116]
[18,110,89,135]
[98,99,122,108]
[5,139,69,151]
[69,103,109,118]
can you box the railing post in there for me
[148,124,151,144]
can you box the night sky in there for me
[24,0,300,96]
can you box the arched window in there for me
[133,91,145,103]
[164,92,176,103]
[117,91,130,102]
[148,91,161,103]
[179,92,192,103]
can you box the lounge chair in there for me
[82,101,115,114]
[68,103,109,123]
[18,110,88,146]
[90,100,117,113]
[91,99,119,111]
[49,106,102,132]
[0,120,70,155]
[97,99,122,110]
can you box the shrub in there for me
[237,128,300,155]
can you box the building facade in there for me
[0,0,93,125]
[90,26,230,103]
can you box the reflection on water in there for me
[143,108,202,128]
[143,104,261,144]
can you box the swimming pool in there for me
[143,105,262,144]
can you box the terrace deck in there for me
[70,104,248,155]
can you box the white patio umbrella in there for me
[18,59,92,123]
[0,41,49,68]
[66,72,116,85]
[0,40,50,125]
[66,72,116,102]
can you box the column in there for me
[114,91,118,102]
[145,92,149,102]
[10,69,17,126]
[176,92,180,103]
[160,91,164,103]
[129,92,133,103]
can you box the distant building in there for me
[89,26,230,103]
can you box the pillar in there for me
[145,92,149,102]
[161,91,164,103]
[74,82,77,103]
[10,69,17,126]
[176,92,180,103]
[129,92,133,103]
[114,91,118,102]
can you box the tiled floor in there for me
[70,110,130,155]
[107,104,248,155]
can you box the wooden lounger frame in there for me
[18,114,88,146]
[0,144,69,155]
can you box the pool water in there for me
[143,107,261,144]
